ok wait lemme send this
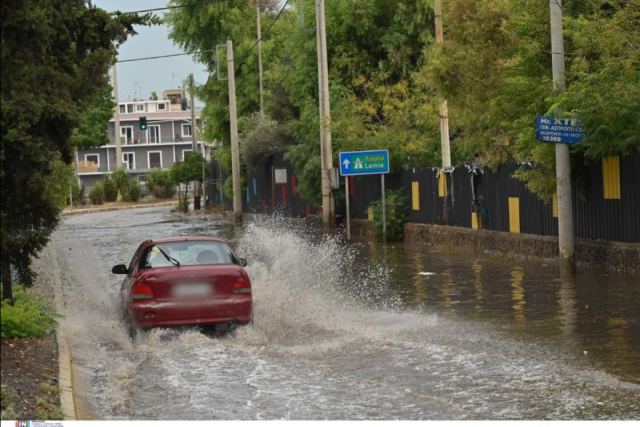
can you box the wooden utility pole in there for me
[112,63,122,168]
[434,0,451,169]
[227,40,242,224]
[316,0,335,228]
[549,0,575,275]
[189,73,201,210]
[256,0,265,117]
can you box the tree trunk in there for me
[1,259,13,304]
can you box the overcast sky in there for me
[93,0,209,104]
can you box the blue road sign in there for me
[339,149,390,176]
[535,115,584,144]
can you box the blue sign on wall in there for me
[535,115,584,144]
[339,150,390,176]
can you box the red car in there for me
[112,236,252,334]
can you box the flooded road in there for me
[40,207,640,419]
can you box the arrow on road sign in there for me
[343,159,350,169]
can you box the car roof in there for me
[148,236,227,245]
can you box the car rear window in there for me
[141,241,237,268]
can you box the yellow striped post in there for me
[438,170,447,198]
[602,156,621,200]
[471,212,479,230]
[508,197,520,233]
[411,181,420,211]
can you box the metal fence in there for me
[207,154,640,243]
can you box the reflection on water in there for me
[356,241,640,384]
[510,266,526,327]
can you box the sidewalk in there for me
[62,199,178,216]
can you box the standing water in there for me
[38,207,639,419]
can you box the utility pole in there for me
[189,73,201,210]
[227,40,242,224]
[549,0,575,275]
[316,0,335,228]
[433,0,451,169]
[256,0,265,117]
[112,63,122,168]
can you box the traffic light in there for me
[139,116,147,130]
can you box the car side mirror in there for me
[112,264,129,275]
[238,258,247,267]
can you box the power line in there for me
[234,0,290,68]
[117,49,217,63]
[113,0,230,15]
[116,0,290,67]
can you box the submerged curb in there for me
[57,329,77,420]
[62,200,178,216]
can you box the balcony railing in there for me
[75,160,98,173]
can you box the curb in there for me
[62,200,177,216]
[57,329,77,420]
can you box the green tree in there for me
[421,0,640,198]
[171,152,208,212]
[167,0,438,205]
[70,85,115,149]
[1,1,154,302]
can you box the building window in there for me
[122,152,135,170]
[119,104,126,114]
[182,149,192,161]
[85,154,100,168]
[158,103,166,110]
[181,123,192,137]
[136,104,145,112]
[127,104,134,113]
[148,151,162,169]
[120,126,133,144]
[148,125,161,143]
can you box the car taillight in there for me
[232,276,251,294]
[131,282,154,301]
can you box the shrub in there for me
[147,169,175,199]
[122,178,141,202]
[88,181,105,205]
[1,385,19,420]
[111,167,129,196]
[1,286,60,339]
[102,174,118,202]
[368,189,408,241]
[66,177,82,207]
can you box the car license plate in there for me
[173,282,212,297]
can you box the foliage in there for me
[1,385,19,420]
[421,0,640,197]
[167,0,440,205]
[167,0,639,205]
[88,182,106,205]
[147,169,176,199]
[34,383,64,420]
[101,174,118,202]
[368,189,408,241]
[111,167,129,197]
[1,0,155,302]
[171,152,208,212]
[0,286,59,339]
[70,85,115,149]
[240,113,293,170]
[47,157,81,209]
[122,178,141,202]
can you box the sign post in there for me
[339,149,390,240]
[535,115,584,144]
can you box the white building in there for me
[75,88,206,192]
